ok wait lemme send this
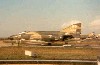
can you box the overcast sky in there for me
[0,0,100,37]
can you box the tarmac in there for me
[0,41,100,49]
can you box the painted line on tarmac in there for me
[23,46,63,47]
[0,60,97,63]
[0,45,100,49]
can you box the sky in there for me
[0,0,100,37]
